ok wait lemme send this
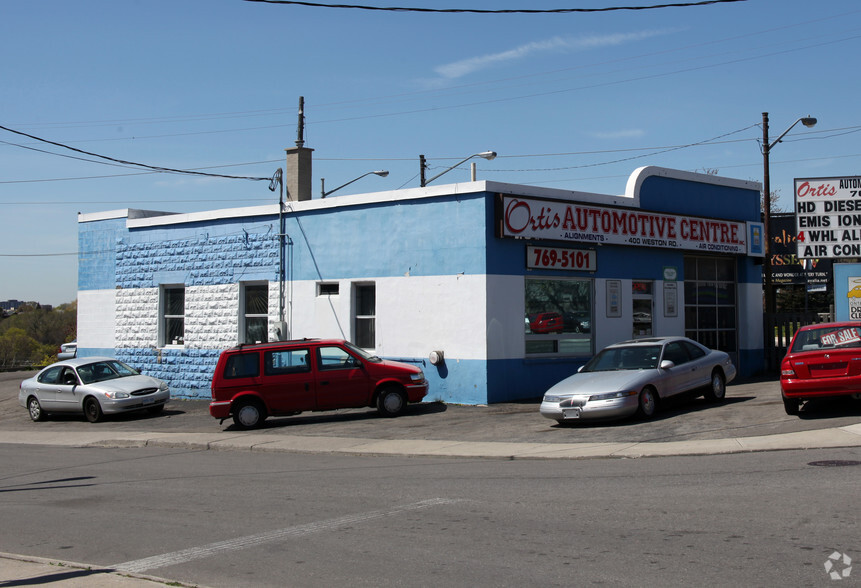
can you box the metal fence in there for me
[762,312,828,374]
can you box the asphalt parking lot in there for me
[3,370,861,445]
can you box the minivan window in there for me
[318,346,362,371]
[265,348,311,375]
[224,352,259,379]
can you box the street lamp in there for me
[761,113,817,314]
[321,170,389,198]
[421,151,497,187]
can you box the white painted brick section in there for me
[115,288,158,349]
[185,284,238,349]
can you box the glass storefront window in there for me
[684,257,737,355]
[525,278,593,356]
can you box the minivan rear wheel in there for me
[233,399,266,429]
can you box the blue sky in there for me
[3,0,860,306]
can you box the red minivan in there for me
[209,339,429,429]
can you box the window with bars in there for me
[354,284,375,349]
[161,286,185,347]
[241,283,269,344]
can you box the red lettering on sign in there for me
[797,181,837,198]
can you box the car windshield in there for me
[582,345,662,372]
[341,341,381,362]
[76,360,140,384]
[791,325,861,353]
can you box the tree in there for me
[0,328,38,368]
[0,301,76,368]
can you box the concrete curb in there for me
[2,424,861,460]
[0,552,203,587]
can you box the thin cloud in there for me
[433,29,677,80]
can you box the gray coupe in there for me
[540,337,736,423]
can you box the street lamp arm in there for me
[766,116,817,151]
[322,170,389,198]
[425,151,497,186]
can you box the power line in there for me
[243,0,746,14]
[0,125,272,183]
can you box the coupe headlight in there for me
[104,391,130,399]
[159,382,169,392]
[411,371,425,382]
[589,390,637,402]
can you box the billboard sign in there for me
[795,176,861,259]
[770,214,831,285]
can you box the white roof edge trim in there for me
[78,209,131,223]
[625,166,762,200]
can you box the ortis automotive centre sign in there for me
[500,195,756,255]
[795,176,861,259]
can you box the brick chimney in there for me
[284,145,313,202]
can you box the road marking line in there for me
[112,498,458,573]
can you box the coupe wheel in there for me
[84,397,103,423]
[783,396,800,416]
[27,397,44,422]
[377,387,406,417]
[704,369,726,402]
[637,387,657,419]
[233,399,266,429]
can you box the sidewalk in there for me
[2,422,861,459]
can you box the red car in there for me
[528,312,564,334]
[780,321,861,415]
[209,339,428,429]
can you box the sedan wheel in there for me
[637,387,657,419]
[782,396,800,416]
[84,397,103,423]
[27,397,44,422]
[704,369,726,402]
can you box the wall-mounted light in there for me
[429,350,445,366]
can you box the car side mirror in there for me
[660,360,675,370]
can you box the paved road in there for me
[3,369,861,587]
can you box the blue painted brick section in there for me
[117,232,279,289]
[118,347,221,400]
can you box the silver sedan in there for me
[19,357,170,423]
[540,337,736,423]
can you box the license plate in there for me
[143,397,155,405]
[562,408,580,419]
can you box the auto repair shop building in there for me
[76,161,764,404]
